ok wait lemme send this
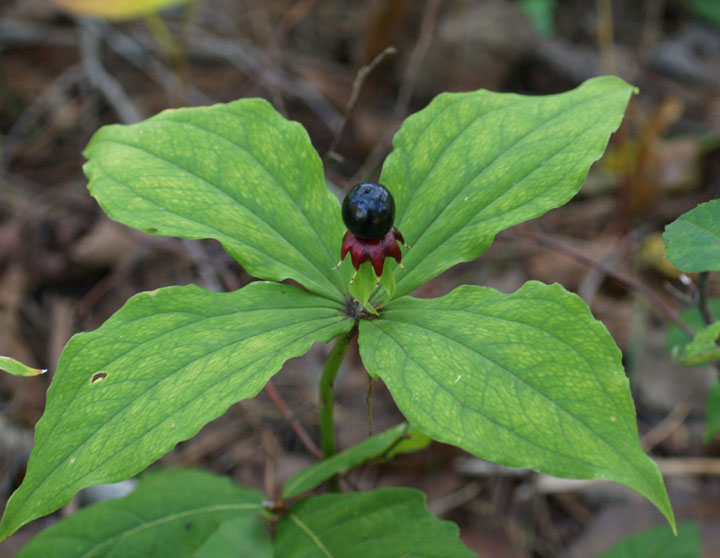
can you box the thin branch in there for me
[513,230,696,338]
[358,0,441,179]
[394,0,442,119]
[78,19,142,124]
[323,45,397,164]
[264,380,323,460]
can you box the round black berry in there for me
[341,182,396,239]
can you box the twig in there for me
[394,0,441,119]
[358,0,441,179]
[143,12,189,104]
[264,380,323,460]
[94,20,213,106]
[513,230,696,338]
[78,19,142,123]
[596,0,616,75]
[323,46,397,164]
[641,401,691,452]
[366,373,373,437]
[189,28,342,131]
[3,64,84,170]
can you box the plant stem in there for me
[319,325,357,489]
[697,272,716,327]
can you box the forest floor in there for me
[1,0,719,556]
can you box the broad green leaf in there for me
[84,99,350,302]
[379,76,635,298]
[0,282,354,540]
[705,381,720,444]
[598,522,700,558]
[274,488,474,557]
[282,423,409,499]
[671,321,720,365]
[663,199,720,272]
[0,356,46,377]
[359,281,674,529]
[52,0,189,20]
[194,515,272,558]
[16,470,264,558]
[665,298,720,365]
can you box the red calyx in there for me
[341,227,405,277]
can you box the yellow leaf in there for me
[52,0,190,21]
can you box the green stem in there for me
[319,325,357,489]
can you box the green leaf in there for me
[379,76,635,299]
[663,200,720,272]
[84,98,350,302]
[16,470,264,558]
[705,381,720,444]
[519,0,556,36]
[598,522,700,558]
[282,423,409,499]
[0,282,354,540]
[274,488,474,557]
[359,281,674,530]
[671,321,720,365]
[665,298,720,365]
[0,356,46,377]
[691,0,720,28]
[194,515,272,558]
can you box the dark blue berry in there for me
[341,182,395,239]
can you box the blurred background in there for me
[1,0,719,555]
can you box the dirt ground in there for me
[1,0,719,556]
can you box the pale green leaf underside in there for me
[359,281,673,528]
[706,381,720,444]
[663,199,720,272]
[0,356,46,377]
[282,423,408,499]
[671,321,720,365]
[598,522,699,558]
[274,488,474,558]
[16,470,264,558]
[380,75,635,298]
[83,98,350,302]
[0,282,353,540]
[194,515,272,558]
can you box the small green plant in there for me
[664,199,720,443]
[1,76,676,555]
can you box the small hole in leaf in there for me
[91,372,108,384]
